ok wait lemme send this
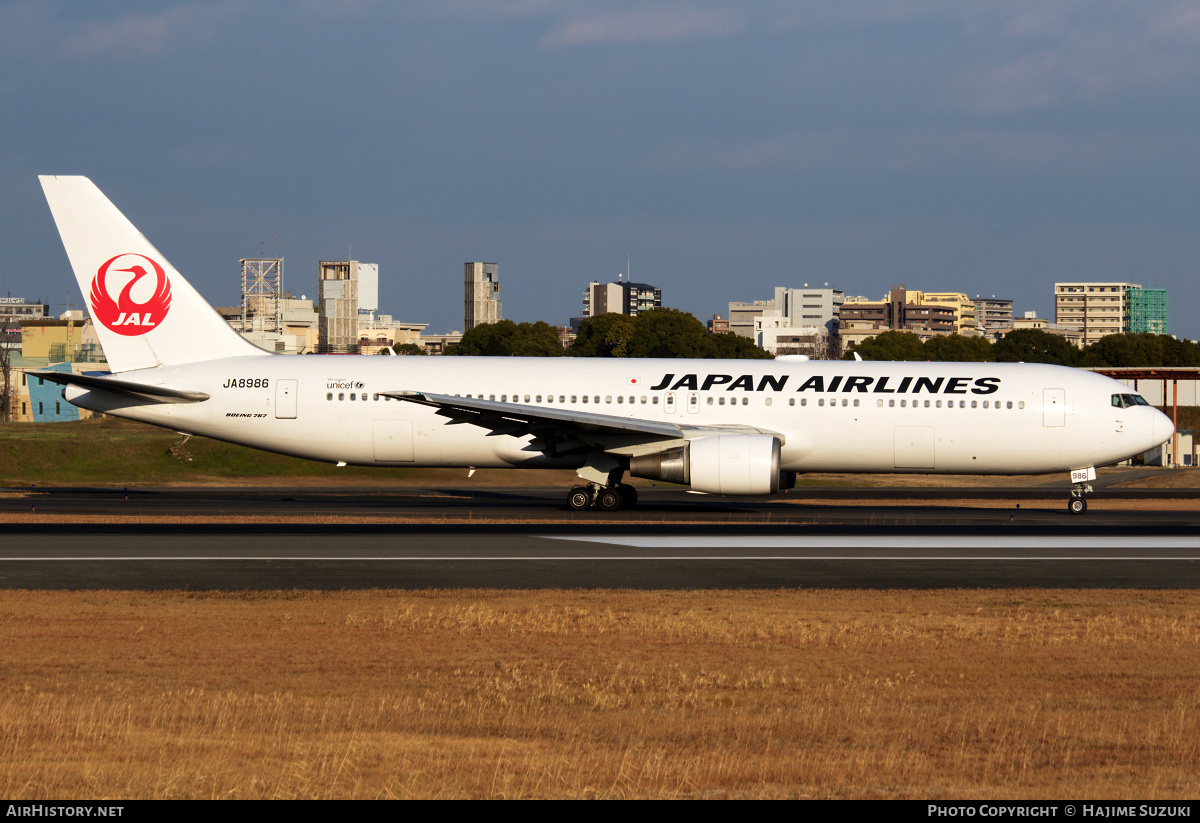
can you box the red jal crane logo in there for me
[89,253,172,336]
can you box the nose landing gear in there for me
[1067,466,1096,516]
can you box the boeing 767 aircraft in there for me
[34,176,1174,514]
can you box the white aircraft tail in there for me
[40,175,263,373]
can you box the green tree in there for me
[1078,333,1200,368]
[844,331,926,361]
[922,334,993,362]
[992,329,1078,365]
[1160,337,1200,367]
[444,320,564,357]
[570,313,637,357]
[707,331,775,359]
[624,308,772,359]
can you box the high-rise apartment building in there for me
[973,296,1014,333]
[581,280,662,319]
[1054,282,1139,346]
[318,260,360,353]
[464,262,501,332]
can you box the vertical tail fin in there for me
[40,175,262,372]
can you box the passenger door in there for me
[1043,388,1065,427]
[275,379,297,419]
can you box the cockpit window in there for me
[1112,393,1150,409]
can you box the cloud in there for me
[542,7,745,47]
[63,4,236,58]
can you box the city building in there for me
[727,299,777,339]
[728,286,844,341]
[755,317,838,358]
[19,317,103,362]
[0,298,50,322]
[973,296,1014,334]
[356,312,427,354]
[839,286,966,349]
[1005,311,1086,348]
[318,260,362,353]
[1128,287,1170,335]
[707,314,729,334]
[1054,281,1140,346]
[421,331,464,355]
[465,262,501,332]
[918,292,977,334]
[581,280,662,319]
[357,263,379,314]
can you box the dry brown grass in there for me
[1,589,1199,799]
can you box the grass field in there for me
[2,589,1198,799]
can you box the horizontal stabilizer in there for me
[31,370,210,404]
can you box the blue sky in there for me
[3,1,1198,338]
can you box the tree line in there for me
[426,309,772,359]
[844,329,1200,367]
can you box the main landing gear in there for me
[566,483,639,512]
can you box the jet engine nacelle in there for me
[629,434,786,495]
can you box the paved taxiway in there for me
[5,483,1199,525]
[3,485,1197,589]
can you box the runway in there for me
[2,522,1199,589]
[3,484,1197,589]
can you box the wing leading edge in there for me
[385,390,785,456]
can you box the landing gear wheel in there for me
[617,484,638,508]
[1068,496,1087,515]
[567,486,592,511]
[596,488,623,512]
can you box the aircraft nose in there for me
[1153,409,1175,447]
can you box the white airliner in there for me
[35,176,1174,514]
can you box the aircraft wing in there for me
[385,390,785,455]
[31,370,210,404]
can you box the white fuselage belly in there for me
[66,356,1165,476]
